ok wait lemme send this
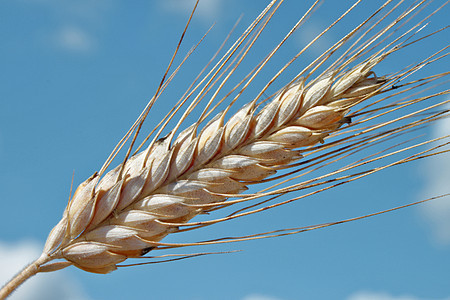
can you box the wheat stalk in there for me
[1,0,449,298]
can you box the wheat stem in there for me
[0,254,51,300]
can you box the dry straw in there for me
[1,0,449,298]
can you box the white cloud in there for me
[53,26,96,53]
[419,102,450,244]
[18,0,112,54]
[347,291,450,300]
[295,21,333,57]
[161,0,222,21]
[0,240,90,300]
[242,294,285,300]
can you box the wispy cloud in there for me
[295,21,333,57]
[418,102,450,245]
[19,0,113,54]
[0,240,90,300]
[161,0,222,21]
[53,26,96,53]
[348,290,450,300]
[242,294,285,300]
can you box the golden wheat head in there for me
[1,0,449,299]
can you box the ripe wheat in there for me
[1,0,449,299]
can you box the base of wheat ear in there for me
[1,0,449,299]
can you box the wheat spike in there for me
[53,57,385,274]
[1,0,449,298]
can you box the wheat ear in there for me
[1,0,449,298]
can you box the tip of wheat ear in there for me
[38,55,386,274]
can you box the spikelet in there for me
[1,0,449,299]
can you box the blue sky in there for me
[1,1,449,300]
